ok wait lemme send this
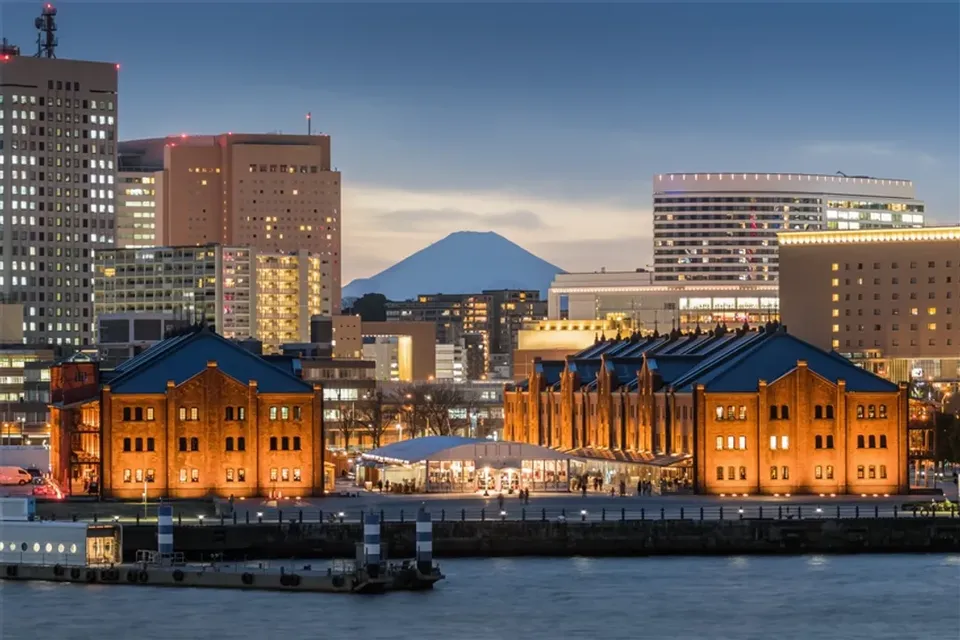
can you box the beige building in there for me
[330,317,437,381]
[780,227,960,382]
[118,134,341,312]
[116,168,160,248]
[95,244,327,353]
[0,52,118,346]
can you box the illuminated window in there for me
[770,466,778,480]
[832,310,839,318]
[831,263,839,271]
[928,307,937,315]
[831,278,839,287]
[815,465,823,479]
[293,468,302,482]
[769,435,777,450]
[190,469,199,483]
[832,324,840,333]
[826,465,834,480]
[715,436,723,450]
[726,435,735,450]
[738,435,746,450]
[179,468,187,483]
[832,293,839,302]
[123,469,131,483]
[281,468,290,481]
[716,466,723,480]
[879,405,887,419]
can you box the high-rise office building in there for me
[118,134,341,312]
[116,152,160,248]
[652,173,925,283]
[0,48,119,346]
[94,244,326,353]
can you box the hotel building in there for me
[0,49,118,346]
[48,327,327,499]
[653,173,925,283]
[779,226,960,383]
[118,133,341,312]
[115,162,159,248]
[94,244,326,353]
[504,325,908,495]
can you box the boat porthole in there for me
[58,544,65,553]
[0,542,5,551]
[69,544,77,554]
[32,543,40,552]
[21,543,28,552]
[45,543,53,553]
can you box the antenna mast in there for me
[35,3,58,59]
[306,112,312,135]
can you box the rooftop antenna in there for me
[35,3,58,59]
[306,112,312,135]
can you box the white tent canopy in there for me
[362,436,572,467]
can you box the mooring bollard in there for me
[522,508,526,521]
[177,513,182,526]
[318,510,323,523]
[416,508,433,575]
[136,514,140,525]
[561,508,566,518]
[894,505,898,518]
[278,510,283,524]
[246,512,250,524]
[93,513,98,523]
[836,505,840,520]
[797,506,802,520]
[158,504,174,557]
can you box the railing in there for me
[53,503,959,526]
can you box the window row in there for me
[225,437,246,451]
[178,407,200,421]
[814,435,835,449]
[122,437,154,452]
[268,406,303,421]
[856,435,888,449]
[715,435,747,451]
[714,405,747,421]
[769,405,790,420]
[714,464,887,481]
[121,468,155,483]
[813,405,835,419]
[269,436,302,451]
[856,404,888,420]
[121,406,154,421]
[224,406,246,421]
[269,467,303,482]
[857,464,887,480]
[178,437,200,452]
[769,435,790,450]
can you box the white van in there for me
[0,467,33,486]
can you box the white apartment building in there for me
[652,172,925,283]
[93,244,324,353]
[0,52,119,346]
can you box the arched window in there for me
[739,466,747,480]
[716,466,724,480]
[727,405,735,420]
[122,407,131,421]
[270,436,278,451]
[281,436,290,451]
[715,406,724,420]
[727,466,735,480]
[770,466,778,480]
[237,437,245,451]
[225,407,234,421]
[879,435,887,449]
[815,405,823,419]
[868,435,876,448]
[868,405,876,419]
[738,406,747,420]
[780,405,790,420]
[856,405,865,419]
[879,404,888,419]
[825,405,835,419]
[293,436,301,451]
[857,435,865,448]
[857,465,865,479]
[769,405,778,420]
[134,407,143,421]
[815,435,823,449]
[123,437,131,452]
[225,437,234,451]
[190,437,199,451]
[826,435,834,449]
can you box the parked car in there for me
[0,466,34,486]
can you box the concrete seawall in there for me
[120,518,960,560]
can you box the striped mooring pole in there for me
[158,505,174,558]
[363,512,381,577]
[416,508,433,574]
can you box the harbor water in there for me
[0,554,957,639]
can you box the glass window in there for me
[293,406,302,420]
[727,466,735,480]
[815,465,823,479]
[135,469,143,483]
[868,405,876,419]
[856,405,864,419]
[226,468,234,482]
[179,468,187,483]
[123,437,131,452]
[857,435,865,448]
[781,466,789,480]
[815,435,823,449]
[225,407,234,421]
[270,406,278,420]
[238,407,246,421]
[146,407,154,421]
[238,436,245,451]
[282,436,290,450]
[826,465,834,480]
[715,436,723,450]
[190,437,199,451]
[293,468,302,482]
[738,406,746,420]
[726,435,735,450]
[178,437,187,452]
[238,468,246,482]
[146,438,154,452]
[780,405,789,420]
[270,468,278,481]
[281,406,290,420]
[715,406,724,420]
[293,436,301,451]
[815,405,823,419]
[123,469,131,483]
[716,466,723,480]
[768,406,777,420]
[868,435,876,448]
[146,468,155,483]
[190,469,199,483]
[879,405,887,419]
[281,468,290,481]
[826,435,834,449]
[868,465,876,479]
[738,466,746,480]
[123,407,131,421]
[226,437,234,451]
[178,407,186,421]
[857,465,865,479]
[270,437,277,451]
[738,435,746,450]
[880,465,887,479]
[781,435,789,450]
[190,407,199,421]
[135,438,143,452]
[825,405,834,419]
[879,435,887,449]
[770,466,778,480]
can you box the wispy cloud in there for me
[800,141,939,166]
[342,184,649,282]
[373,208,548,232]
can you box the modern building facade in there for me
[0,344,56,442]
[48,327,326,499]
[96,312,187,369]
[0,51,119,346]
[504,324,908,495]
[779,226,960,383]
[115,166,159,248]
[652,173,925,283]
[118,134,341,312]
[94,244,327,353]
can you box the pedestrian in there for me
[637,479,642,497]
[497,492,504,510]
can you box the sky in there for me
[1,1,958,283]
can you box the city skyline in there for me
[1,2,957,283]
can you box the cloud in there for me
[529,236,654,274]
[341,184,649,281]
[800,141,939,166]
[373,208,548,232]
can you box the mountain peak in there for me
[343,231,565,302]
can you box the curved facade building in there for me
[653,173,925,283]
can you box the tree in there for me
[355,389,398,449]
[332,388,360,450]
[346,293,388,322]
[419,383,466,437]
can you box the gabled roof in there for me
[105,329,314,395]
[675,331,899,393]
[647,355,704,385]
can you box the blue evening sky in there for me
[1,1,957,281]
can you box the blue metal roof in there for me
[106,329,314,395]
[675,331,899,393]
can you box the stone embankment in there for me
[120,518,960,560]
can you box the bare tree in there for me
[421,383,466,437]
[332,388,359,450]
[355,389,398,449]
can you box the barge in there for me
[0,500,443,594]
